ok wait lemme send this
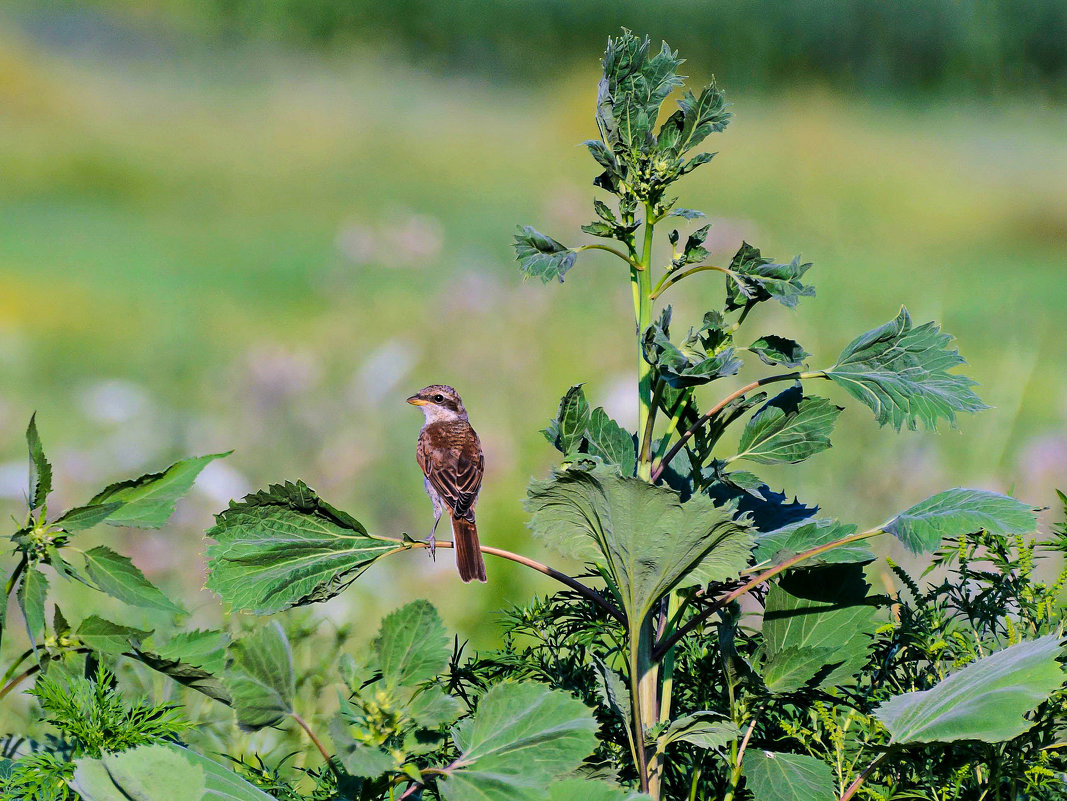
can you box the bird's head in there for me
[406,385,468,422]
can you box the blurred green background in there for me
[1,1,1065,650]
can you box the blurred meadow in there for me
[1,1,1066,661]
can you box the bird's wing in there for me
[418,427,483,521]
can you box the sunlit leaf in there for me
[17,567,48,646]
[83,545,185,614]
[748,335,810,368]
[205,481,396,614]
[657,711,740,751]
[543,385,590,457]
[586,408,636,476]
[731,387,841,465]
[742,750,833,801]
[89,452,229,529]
[27,413,52,511]
[548,779,651,801]
[375,600,451,688]
[224,622,295,732]
[514,226,577,283]
[875,635,1065,744]
[882,488,1038,554]
[76,615,150,656]
[752,518,873,569]
[54,503,123,533]
[725,243,813,311]
[824,307,986,431]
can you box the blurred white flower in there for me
[80,379,152,424]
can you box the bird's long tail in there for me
[451,515,487,583]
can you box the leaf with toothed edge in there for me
[27,413,52,510]
[514,226,577,283]
[882,488,1038,554]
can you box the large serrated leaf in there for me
[440,682,598,801]
[725,243,813,311]
[27,413,52,510]
[54,502,123,532]
[89,452,229,528]
[825,307,986,431]
[731,387,841,465]
[742,750,834,801]
[83,545,185,614]
[205,481,396,614]
[875,635,1065,744]
[586,407,636,475]
[525,465,753,622]
[514,226,577,283]
[752,518,873,569]
[76,614,151,655]
[374,600,450,688]
[224,621,295,732]
[882,488,1038,554]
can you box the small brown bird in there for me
[407,385,487,583]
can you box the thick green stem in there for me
[636,205,656,482]
[650,263,732,299]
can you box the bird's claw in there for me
[424,533,437,561]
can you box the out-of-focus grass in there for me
[0,27,1065,650]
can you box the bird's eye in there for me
[433,394,445,403]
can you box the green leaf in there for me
[725,243,813,311]
[542,385,590,457]
[375,600,450,687]
[592,656,630,724]
[89,452,229,529]
[668,208,705,220]
[82,545,185,614]
[761,566,880,693]
[875,635,1065,744]
[882,488,1038,554]
[76,614,150,655]
[132,630,232,705]
[54,502,123,532]
[73,744,277,801]
[514,226,577,283]
[643,308,741,389]
[548,779,651,801]
[27,413,52,510]
[753,518,873,569]
[525,466,753,622]
[586,408,636,476]
[657,83,730,159]
[657,711,740,751]
[205,481,396,614]
[742,750,834,801]
[731,388,841,465]
[408,687,462,728]
[224,621,295,732]
[440,682,598,801]
[329,715,397,778]
[824,307,987,431]
[748,336,810,368]
[18,566,48,645]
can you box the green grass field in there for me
[1,26,1065,642]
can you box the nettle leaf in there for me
[132,630,231,704]
[742,750,834,801]
[668,208,705,220]
[525,465,754,622]
[730,387,842,465]
[657,711,740,751]
[883,488,1038,554]
[89,452,229,529]
[76,615,150,655]
[548,779,651,801]
[54,502,123,532]
[657,83,730,159]
[73,744,275,801]
[18,567,48,645]
[761,565,881,694]
[224,621,295,732]
[643,308,741,389]
[543,384,591,457]
[586,408,637,476]
[82,545,185,614]
[725,242,813,311]
[205,481,396,614]
[875,635,1065,744]
[374,600,450,687]
[439,682,598,801]
[749,335,810,368]
[825,307,987,431]
[753,518,873,569]
[27,413,52,510]
[514,226,577,283]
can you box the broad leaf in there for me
[27,413,52,510]
[753,518,873,569]
[18,567,48,645]
[329,715,397,778]
[224,621,295,732]
[761,566,880,693]
[749,336,810,368]
[725,243,813,311]
[89,452,229,528]
[514,226,577,283]
[883,488,1038,554]
[731,387,841,465]
[543,385,590,457]
[205,481,396,614]
[742,750,834,801]
[824,307,986,431]
[875,635,1065,744]
[548,780,651,801]
[54,502,123,532]
[83,545,185,614]
[657,711,740,751]
[76,615,150,655]
[586,407,636,475]
[526,466,754,622]
[375,600,450,688]
[656,83,730,158]
[73,744,276,801]
[132,629,231,704]
[643,308,741,389]
[668,208,705,220]
[440,682,598,801]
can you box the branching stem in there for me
[575,244,644,270]
[291,712,341,779]
[650,263,731,299]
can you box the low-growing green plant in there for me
[2,28,1066,801]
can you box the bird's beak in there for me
[407,395,428,406]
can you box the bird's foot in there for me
[423,533,436,561]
